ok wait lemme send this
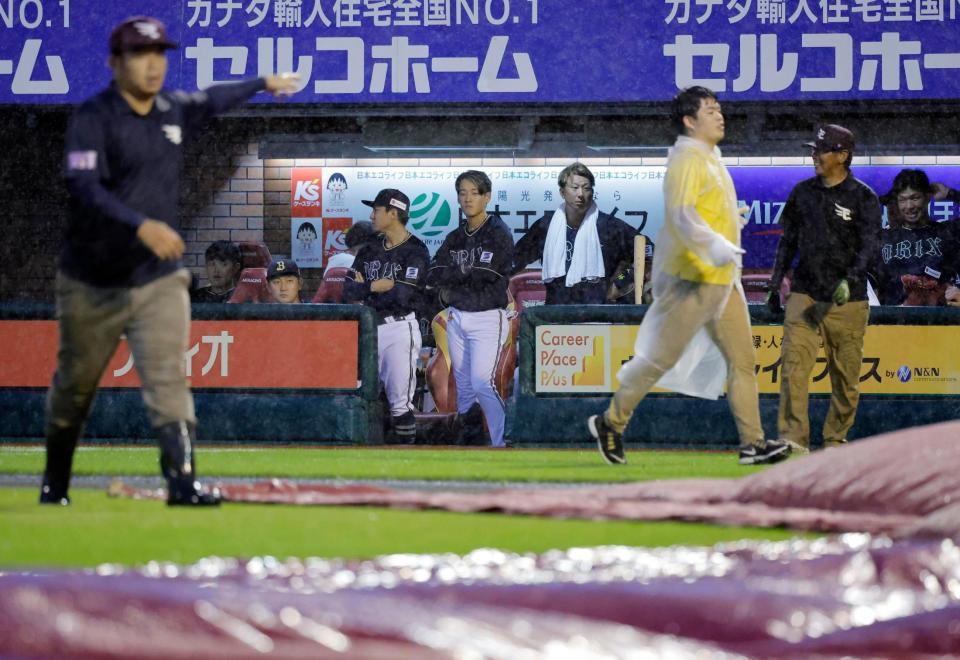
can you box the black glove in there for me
[765,289,783,315]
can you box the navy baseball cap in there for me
[109,16,178,54]
[804,124,855,152]
[362,189,409,212]
[267,258,300,280]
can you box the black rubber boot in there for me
[156,421,221,506]
[39,424,81,505]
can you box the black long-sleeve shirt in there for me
[61,78,267,287]
[512,211,637,305]
[771,173,882,303]
[343,233,429,321]
[426,214,514,311]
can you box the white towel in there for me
[541,203,605,286]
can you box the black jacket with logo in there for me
[771,174,882,303]
[426,214,514,312]
[343,233,429,321]
[62,79,267,287]
[873,220,960,305]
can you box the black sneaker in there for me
[39,481,70,506]
[167,479,222,506]
[588,414,625,465]
[739,439,791,465]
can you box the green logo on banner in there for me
[409,193,452,237]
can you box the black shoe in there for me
[167,479,222,506]
[739,439,791,465]
[38,423,81,506]
[588,414,625,465]
[39,481,70,506]
[391,411,417,445]
[157,421,221,507]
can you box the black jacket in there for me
[513,211,637,305]
[343,233,429,321]
[873,220,960,305]
[771,174,882,303]
[61,79,267,287]
[426,214,514,311]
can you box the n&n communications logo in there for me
[409,192,452,237]
[291,167,323,217]
[896,365,912,383]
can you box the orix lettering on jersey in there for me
[449,246,494,268]
[362,259,409,282]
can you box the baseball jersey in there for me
[61,78,266,288]
[343,233,429,320]
[426,214,514,311]
[874,220,960,304]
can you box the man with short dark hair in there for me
[767,124,882,453]
[344,189,429,443]
[40,15,299,506]
[191,240,242,303]
[588,86,790,467]
[513,162,636,304]
[267,258,303,303]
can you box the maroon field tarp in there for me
[115,419,960,538]
[5,421,960,657]
[2,536,960,658]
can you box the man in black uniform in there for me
[343,189,429,443]
[513,162,637,304]
[426,170,515,447]
[767,124,882,453]
[191,240,242,303]
[41,16,299,506]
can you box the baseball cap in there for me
[361,189,410,213]
[267,258,300,280]
[109,16,178,54]
[804,124,855,152]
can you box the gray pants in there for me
[46,269,195,431]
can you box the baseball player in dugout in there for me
[767,124,882,454]
[426,170,515,448]
[40,16,299,506]
[343,189,429,444]
[513,162,637,304]
[589,86,791,467]
[267,258,303,303]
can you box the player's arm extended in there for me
[511,216,547,274]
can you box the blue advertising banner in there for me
[736,165,960,268]
[3,1,959,104]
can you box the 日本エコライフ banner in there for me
[535,323,960,395]
[285,164,960,269]
[0,319,359,389]
[3,1,959,104]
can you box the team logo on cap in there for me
[275,261,287,271]
[134,21,161,40]
[817,128,826,140]
[389,198,408,211]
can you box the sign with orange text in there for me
[0,320,358,390]
[536,324,960,395]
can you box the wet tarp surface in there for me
[4,421,960,657]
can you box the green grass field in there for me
[0,445,806,568]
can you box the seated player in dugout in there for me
[324,220,377,274]
[873,169,960,306]
[343,189,429,444]
[426,170,515,448]
[191,240,242,303]
[513,162,638,304]
[267,257,303,303]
